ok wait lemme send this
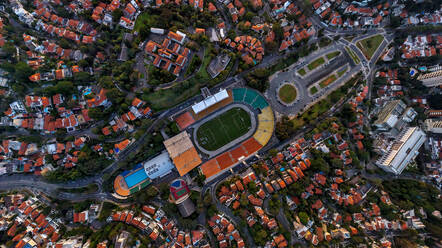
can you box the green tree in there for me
[112,9,124,22]
[275,116,295,140]
[203,192,212,206]
[311,158,330,174]
[88,108,106,120]
[99,76,114,89]
[56,81,74,95]
[298,211,309,225]
[273,23,283,42]
[14,62,33,83]
[253,228,268,245]
[289,183,304,196]
[240,193,248,207]
[74,71,92,83]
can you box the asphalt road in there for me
[266,41,362,116]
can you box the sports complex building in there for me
[114,87,275,196]
[114,152,175,196]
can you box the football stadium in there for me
[196,107,252,151]
[115,87,275,196]
[176,87,275,181]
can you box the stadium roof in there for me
[143,151,174,179]
[164,132,195,158]
[164,131,202,176]
[191,89,229,114]
[177,197,196,217]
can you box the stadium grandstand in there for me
[192,89,229,114]
[174,89,234,130]
[200,87,274,181]
[190,89,234,121]
[164,131,202,176]
[200,137,263,179]
[114,164,151,197]
[232,88,269,110]
[253,106,274,146]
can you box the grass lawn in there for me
[297,68,306,76]
[309,86,318,95]
[319,74,337,88]
[345,47,360,64]
[134,12,158,32]
[184,55,202,78]
[196,107,251,151]
[291,100,330,128]
[143,83,201,110]
[356,34,384,60]
[292,118,305,130]
[337,67,348,77]
[326,51,341,60]
[278,84,297,104]
[307,57,325,70]
[195,46,213,80]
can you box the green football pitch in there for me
[196,107,252,151]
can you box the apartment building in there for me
[375,127,426,175]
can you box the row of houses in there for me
[0,134,101,174]
[403,10,442,26]
[24,36,86,61]
[224,35,264,64]
[3,91,94,133]
[101,97,152,136]
[311,0,388,28]
[119,0,142,29]
[279,19,316,52]
[207,213,245,248]
[401,34,442,59]
[110,205,210,247]
[145,31,190,76]
[4,194,63,248]
[33,1,98,44]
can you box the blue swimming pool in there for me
[124,168,148,188]
[83,88,92,95]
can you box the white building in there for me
[191,89,229,114]
[375,127,426,175]
[374,100,407,131]
[150,28,165,34]
[424,119,442,133]
[10,101,27,114]
[417,69,442,87]
[143,151,174,179]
